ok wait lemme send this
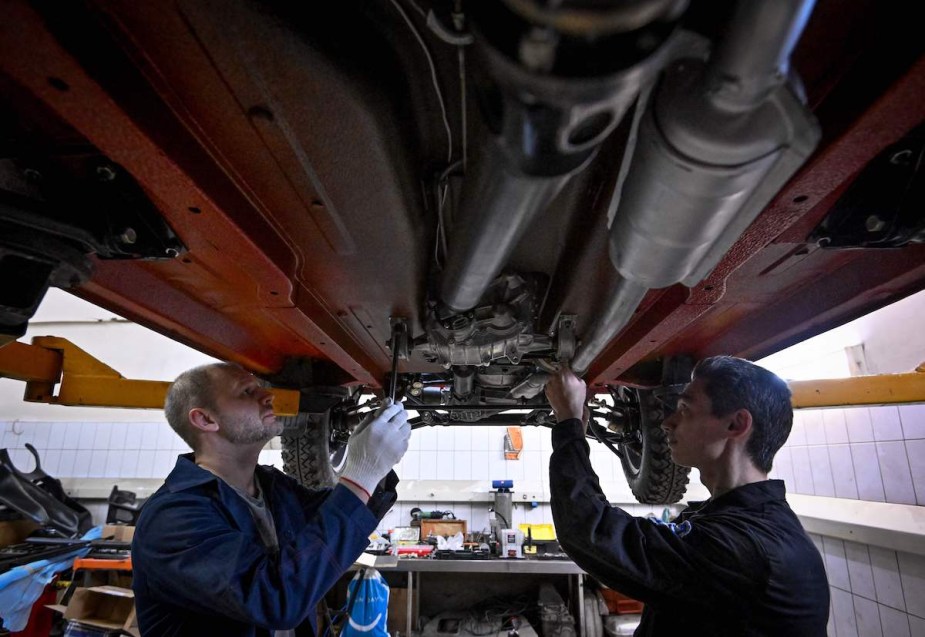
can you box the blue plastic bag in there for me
[342,568,389,637]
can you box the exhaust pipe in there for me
[440,0,687,314]
[441,149,569,313]
[573,0,821,374]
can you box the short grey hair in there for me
[164,362,239,450]
[692,356,792,473]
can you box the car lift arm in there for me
[790,363,925,408]
[0,336,299,415]
[1,336,922,412]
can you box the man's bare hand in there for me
[545,366,588,423]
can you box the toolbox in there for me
[420,519,466,540]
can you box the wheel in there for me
[613,387,690,504]
[279,411,341,489]
[277,387,359,488]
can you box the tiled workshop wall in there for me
[769,404,925,505]
[770,404,925,636]
[809,534,925,637]
[0,419,672,533]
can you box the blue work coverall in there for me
[550,418,829,636]
[132,454,391,637]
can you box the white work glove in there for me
[339,399,411,496]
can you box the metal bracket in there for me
[556,315,576,364]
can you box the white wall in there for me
[757,289,925,637]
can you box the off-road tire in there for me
[618,388,690,504]
[279,412,338,489]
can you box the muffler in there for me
[573,0,821,374]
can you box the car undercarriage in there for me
[1,0,923,503]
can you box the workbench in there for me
[349,556,588,636]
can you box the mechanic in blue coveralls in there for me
[545,356,829,636]
[132,362,411,637]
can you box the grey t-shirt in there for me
[230,477,295,637]
[231,477,279,554]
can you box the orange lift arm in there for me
[0,336,299,415]
[789,362,925,409]
[1,336,922,412]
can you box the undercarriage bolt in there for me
[119,228,137,244]
[865,215,886,233]
[96,165,117,181]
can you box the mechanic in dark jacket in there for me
[132,362,410,637]
[546,356,829,636]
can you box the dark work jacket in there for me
[132,454,391,637]
[550,419,829,636]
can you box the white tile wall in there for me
[829,445,859,499]
[785,403,925,636]
[877,442,917,505]
[823,410,850,445]
[823,537,851,591]
[902,553,925,619]
[911,615,925,637]
[810,447,837,497]
[853,595,883,637]
[811,532,924,637]
[880,605,913,637]
[845,408,875,443]
[870,546,906,611]
[852,443,887,502]
[805,410,828,445]
[900,405,925,440]
[908,439,925,506]
[845,542,877,600]
[783,406,922,507]
[871,406,904,442]
[832,586,859,637]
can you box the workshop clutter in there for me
[0,445,111,636]
[598,588,644,615]
[42,523,137,636]
[48,585,140,637]
[519,523,566,557]
[0,444,93,538]
[384,485,567,561]
[499,529,524,559]
[1,505,137,635]
[398,508,469,558]
[585,587,643,637]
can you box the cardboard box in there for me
[102,525,135,542]
[387,587,418,635]
[0,519,39,547]
[48,585,140,637]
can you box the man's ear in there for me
[188,407,219,434]
[726,409,753,441]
